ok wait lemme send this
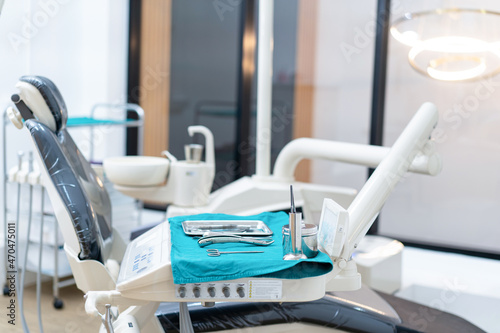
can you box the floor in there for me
[0,281,101,333]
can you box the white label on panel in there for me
[248,280,282,300]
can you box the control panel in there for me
[175,280,282,300]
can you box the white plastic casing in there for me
[318,198,348,259]
[115,222,328,303]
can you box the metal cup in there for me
[301,224,318,258]
[282,222,318,259]
[184,144,203,164]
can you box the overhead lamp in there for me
[391,8,500,82]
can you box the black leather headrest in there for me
[19,75,68,132]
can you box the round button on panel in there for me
[237,287,245,298]
[222,286,230,298]
[208,287,216,297]
[178,287,186,298]
[193,287,201,298]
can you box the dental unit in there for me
[7,74,481,333]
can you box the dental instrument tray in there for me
[182,220,273,236]
[169,212,333,285]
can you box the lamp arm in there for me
[341,102,440,260]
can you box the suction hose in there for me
[36,188,45,333]
[179,302,194,333]
[19,152,34,332]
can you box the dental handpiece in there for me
[17,151,24,174]
[28,151,34,172]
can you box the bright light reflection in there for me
[405,36,500,81]
[427,57,486,81]
[391,9,500,81]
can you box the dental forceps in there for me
[207,249,264,256]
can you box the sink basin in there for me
[103,156,170,187]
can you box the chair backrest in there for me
[16,76,113,264]
[26,120,113,263]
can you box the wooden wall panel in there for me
[140,0,172,156]
[293,0,318,182]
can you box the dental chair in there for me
[10,76,484,333]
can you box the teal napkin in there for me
[169,212,333,284]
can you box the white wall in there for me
[0,0,129,163]
[312,0,500,253]
[0,0,129,226]
[311,1,376,190]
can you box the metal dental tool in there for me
[198,235,274,247]
[207,249,264,257]
[283,185,306,260]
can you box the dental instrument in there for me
[197,234,274,247]
[19,151,34,333]
[283,185,306,260]
[206,249,265,257]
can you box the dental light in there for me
[391,8,500,82]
